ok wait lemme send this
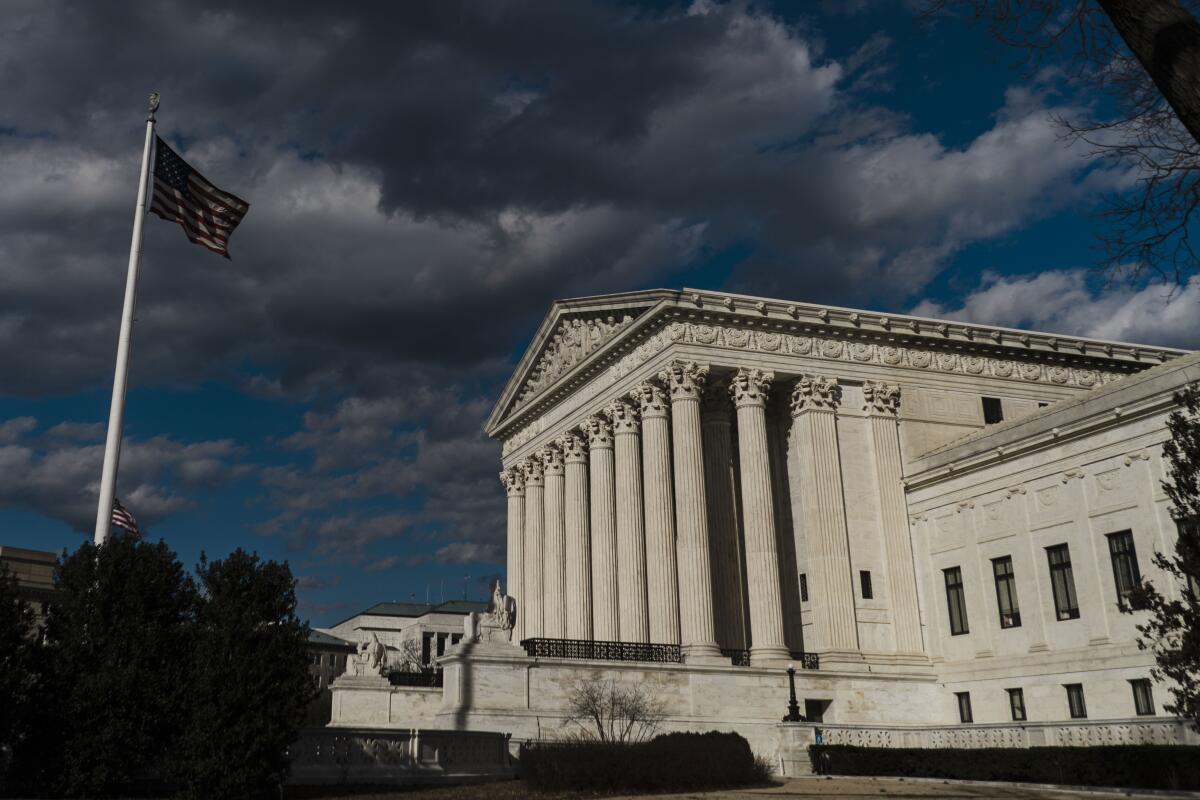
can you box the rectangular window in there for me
[992,556,1021,629]
[1007,688,1026,721]
[1177,520,1200,598]
[860,570,873,599]
[1107,530,1142,608]
[1047,544,1080,620]
[956,691,973,723]
[944,567,969,635]
[982,396,1004,425]
[1131,679,1155,716]
[799,573,809,603]
[1065,683,1087,719]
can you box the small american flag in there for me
[150,136,249,258]
[111,498,141,538]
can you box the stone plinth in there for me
[288,727,513,785]
[329,675,442,729]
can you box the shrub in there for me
[0,565,40,784]
[521,731,762,792]
[810,745,1200,790]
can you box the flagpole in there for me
[93,93,159,546]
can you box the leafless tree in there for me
[388,638,426,673]
[924,1,1200,286]
[562,677,667,744]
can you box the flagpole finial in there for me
[147,92,160,120]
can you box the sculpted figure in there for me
[466,579,517,644]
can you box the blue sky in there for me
[3,0,1198,626]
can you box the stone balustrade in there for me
[287,727,513,785]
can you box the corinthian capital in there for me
[659,360,709,401]
[789,374,841,415]
[522,456,545,486]
[630,380,669,418]
[556,431,588,463]
[583,414,614,449]
[604,397,640,435]
[863,381,901,416]
[539,443,565,475]
[729,368,774,408]
[499,466,526,496]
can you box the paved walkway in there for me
[609,776,1200,799]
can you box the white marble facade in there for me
[485,288,1195,729]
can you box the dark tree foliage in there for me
[17,537,198,797]
[1130,382,1200,730]
[925,0,1200,286]
[172,549,313,800]
[0,566,40,784]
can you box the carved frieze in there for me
[514,312,637,410]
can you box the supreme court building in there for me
[332,288,1199,759]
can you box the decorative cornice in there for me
[863,381,901,416]
[790,374,840,415]
[730,368,773,408]
[660,360,709,402]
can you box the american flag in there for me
[110,498,141,538]
[150,136,249,258]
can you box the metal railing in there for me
[388,670,444,687]
[792,651,820,670]
[721,648,751,666]
[720,648,820,669]
[521,637,682,663]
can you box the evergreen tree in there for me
[0,565,40,785]
[1131,383,1200,730]
[21,537,198,796]
[174,549,313,800]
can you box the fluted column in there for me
[585,415,619,641]
[606,398,649,643]
[864,382,923,655]
[521,457,545,639]
[540,444,566,639]
[500,467,526,642]
[633,379,680,645]
[730,368,790,665]
[559,431,593,640]
[702,377,748,650]
[790,375,859,654]
[661,361,723,661]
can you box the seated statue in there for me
[346,632,388,677]
[465,579,517,644]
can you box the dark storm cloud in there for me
[1,1,1119,562]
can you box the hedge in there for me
[810,745,1200,791]
[520,731,765,792]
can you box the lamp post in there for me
[784,662,802,722]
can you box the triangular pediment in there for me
[486,290,674,435]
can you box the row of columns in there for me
[499,362,922,665]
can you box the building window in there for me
[799,573,808,603]
[1007,688,1026,721]
[1178,520,1200,598]
[944,567,969,635]
[860,570,873,599]
[1131,679,1155,716]
[1046,544,1080,621]
[421,632,432,665]
[982,397,1004,425]
[1107,530,1142,608]
[1065,683,1087,719]
[956,692,973,723]
[992,556,1021,629]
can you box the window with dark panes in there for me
[1007,688,1026,721]
[992,556,1021,628]
[982,396,1004,424]
[799,573,809,602]
[1065,683,1087,719]
[1107,530,1141,608]
[956,691,973,723]
[944,567,969,635]
[1047,544,1080,620]
[860,570,873,599]
[1131,679,1155,716]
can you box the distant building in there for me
[0,546,57,632]
[322,599,488,670]
[304,629,355,726]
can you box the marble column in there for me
[585,415,620,641]
[521,457,545,639]
[730,368,790,665]
[632,379,680,645]
[540,444,566,639]
[790,375,859,654]
[864,382,923,655]
[661,361,723,661]
[701,377,748,650]
[500,466,526,642]
[606,397,649,643]
[558,430,593,641]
